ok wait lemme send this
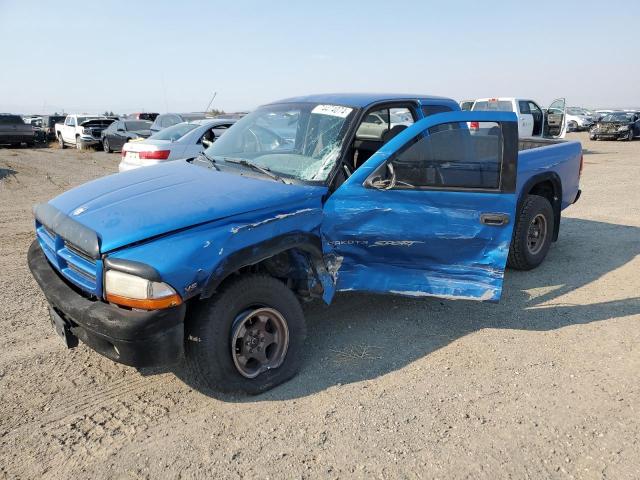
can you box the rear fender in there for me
[518,172,562,241]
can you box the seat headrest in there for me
[381,124,408,144]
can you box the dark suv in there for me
[0,114,34,147]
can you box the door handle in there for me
[480,213,510,226]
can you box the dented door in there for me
[322,111,519,302]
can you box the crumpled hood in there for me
[48,160,325,253]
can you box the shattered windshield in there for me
[602,113,633,122]
[204,102,355,182]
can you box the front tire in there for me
[628,129,634,141]
[185,275,306,394]
[103,139,112,153]
[58,134,66,149]
[507,195,555,271]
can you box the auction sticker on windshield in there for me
[311,104,353,118]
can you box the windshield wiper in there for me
[223,157,287,183]
[198,151,220,171]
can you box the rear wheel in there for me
[507,195,555,270]
[185,275,306,394]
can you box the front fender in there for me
[104,201,330,302]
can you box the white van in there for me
[471,97,567,139]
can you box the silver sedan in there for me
[119,118,236,172]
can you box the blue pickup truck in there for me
[28,93,582,393]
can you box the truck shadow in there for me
[175,217,640,401]
[0,167,17,180]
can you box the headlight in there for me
[105,270,182,310]
[618,126,630,132]
[82,127,92,134]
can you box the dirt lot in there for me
[0,134,638,479]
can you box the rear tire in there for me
[185,274,306,394]
[507,195,555,271]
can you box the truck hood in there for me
[47,160,326,253]
[80,118,114,128]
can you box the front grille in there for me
[91,129,103,139]
[36,223,102,296]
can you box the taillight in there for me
[139,150,171,160]
[121,149,127,158]
[470,121,479,130]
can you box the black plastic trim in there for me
[201,232,324,298]
[517,171,563,241]
[33,203,100,259]
[103,257,162,282]
[28,240,185,367]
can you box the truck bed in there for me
[518,137,566,151]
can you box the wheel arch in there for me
[518,172,563,241]
[200,232,328,299]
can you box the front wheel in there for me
[58,134,66,149]
[103,139,112,153]
[627,129,634,141]
[185,275,306,394]
[507,195,555,271]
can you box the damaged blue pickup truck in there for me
[28,93,582,393]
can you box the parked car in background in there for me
[130,112,159,121]
[37,115,67,141]
[471,97,567,138]
[55,114,115,149]
[101,120,153,153]
[459,100,474,111]
[0,113,34,147]
[565,107,595,131]
[28,92,583,394]
[22,116,46,142]
[119,118,236,171]
[149,113,211,134]
[589,111,639,141]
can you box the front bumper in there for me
[591,131,628,140]
[78,135,101,145]
[27,240,186,368]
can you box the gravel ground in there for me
[0,134,638,479]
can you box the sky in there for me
[1,0,638,114]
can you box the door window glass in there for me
[388,122,503,189]
[356,107,414,140]
[422,104,453,116]
[518,101,531,114]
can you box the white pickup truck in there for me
[471,97,567,139]
[55,114,115,149]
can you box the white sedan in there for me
[119,118,236,172]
